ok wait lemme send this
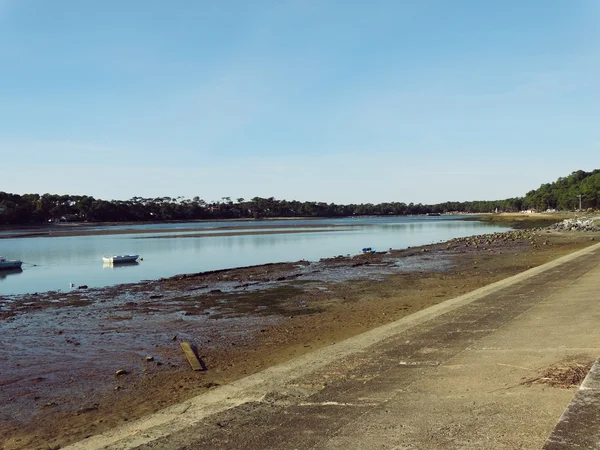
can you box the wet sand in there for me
[0,223,350,239]
[1,228,598,449]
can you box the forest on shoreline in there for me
[1,170,598,226]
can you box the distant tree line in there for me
[521,169,600,211]
[0,170,598,226]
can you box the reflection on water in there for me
[102,261,140,269]
[0,216,510,295]
[0,268,23,280]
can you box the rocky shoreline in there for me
[550,217,600,232]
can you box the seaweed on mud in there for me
[214,284,321,317]
[1,295,93,320]
[161,283,321,319]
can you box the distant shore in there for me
[461,212,575,229]
[0,214,481,239]
[0,212,580,240]
[0,222,354,239]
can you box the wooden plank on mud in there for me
[180,342,203,371]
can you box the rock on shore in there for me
[551,218,600,232]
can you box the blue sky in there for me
[1,0,599,204]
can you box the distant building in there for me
[60,214,80,222]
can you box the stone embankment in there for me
[444,229,547,250]
[551,218,600,232]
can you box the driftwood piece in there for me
[180,342,203,371]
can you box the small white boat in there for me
[102,254,139,264]
[0,256,23,270]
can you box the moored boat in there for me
[102,254,139,264]
[0,256,23,270]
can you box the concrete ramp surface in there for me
[66,242,600,450]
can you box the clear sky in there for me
[1,0,599,204]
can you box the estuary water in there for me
[0,216,510,295]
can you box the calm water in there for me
[0,216,509,295]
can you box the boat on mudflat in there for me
[102,254,139,264]
[0,256,22,270]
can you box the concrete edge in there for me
[543,358,600,449]
[65,241,600,450]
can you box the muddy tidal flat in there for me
[1,228,598,450]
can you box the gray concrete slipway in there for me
[66,242,600,450]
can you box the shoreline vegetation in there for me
[2,226,600,449]
[1,169,599,226]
